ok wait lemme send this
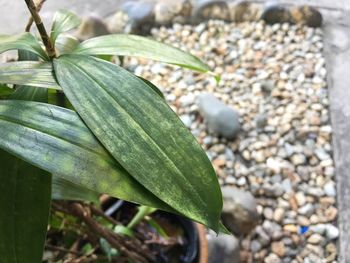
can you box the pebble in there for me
[221,187,259,236]
[196,93,241,139]
[271,241,285,257]
[273,208,285,223]
[208,230,240,263]
[307,233,324,244]
[265,253,282,263]
[125,18,335,261]
[323,181,336,197]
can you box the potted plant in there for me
[0,1,226,262]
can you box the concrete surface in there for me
[323,10,350,263]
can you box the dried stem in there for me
[52,202,153,263]
[25,0,46,32]
[45,244,82,256]
[24,0,56,59]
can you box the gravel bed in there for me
[124,20,337,262]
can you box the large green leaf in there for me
[50,9,81,44]
[52,177,99,203]
[0,33,48,60]
[73,34,211,72]
[138,77,165,100]
[0,61,60,89]
[0,100,172,212]
[0,49,52,263]
[54,55,222,231]
[0,149,51,263]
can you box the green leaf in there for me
[73,34,211,73]
[54,55,222,231]
[0,61,60,89]
[52,177,99,203]
[10,50,48,103]
[0,49,52,263]
[0,84,14,98]
[0,100,172,212]
[138,77,165,100]
[55,35,80,56]
[0,33,48,60]
[0,149,51,263]
[50,9,81,44]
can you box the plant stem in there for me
[52,202,153,263]
[24,0,56,59]
[25,0,46,32]
[127,206,157,230]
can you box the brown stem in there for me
[45,244,82,255]
[25,0,46,32]
[53,202,152,263]
[89,204,123,226]
[24,0,56,59]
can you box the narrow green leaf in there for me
[55,35,80,56]
[0,100,172,212]
[0,149,51,263]
[73,34,211,73]
[51,10,81,44]
[10,50,48,102]
[0,61,60,89]
[0,33,48,60]
[54,55,222,231]
[52,177,99,203]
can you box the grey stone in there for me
[154,0,192,25]
[262,220,283,240]
[290,6,323,27]
[122,0,155,22]
[196,93,240,139]
[194,0,230,21]
[265,253,282,263]
[250,239,261,253]
[121,0,155,33]
[107,11,130,34]
[180,114,192,128]
[255,113,268,128]
[325,224,339,240]
[229,1,261,22]
[281,178,293,193]
[310,224,339,240]
[298,203,314,216]
[256,225,271,246]
[221,186,259,236]
[261,3,292,24]
[208,230,240,263]
[323,181,336,197]
[76,15,110,41]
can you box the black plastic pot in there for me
[102,198,208,263]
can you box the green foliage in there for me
[50,9,81,44]
[0,150,52,263]
[54,55,222,230]
[73,34,211,72]
[0,49,52,263]
[0,7,223,261]
[0,61,60,89]
[0,33,48,60]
